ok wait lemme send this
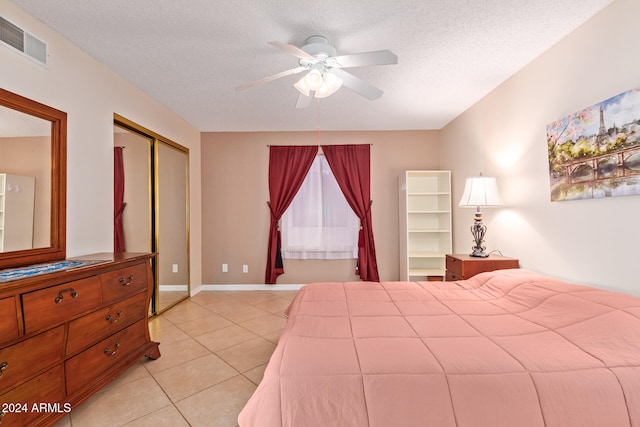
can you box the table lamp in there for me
[458,174,503,257]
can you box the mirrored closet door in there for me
[114,116,190,315]
[155,141,190,312]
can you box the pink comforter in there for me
[238,269,640,426]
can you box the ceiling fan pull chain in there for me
[317,98,322,145]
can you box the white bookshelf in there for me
[399,171,452,281]
[0,173,36,252]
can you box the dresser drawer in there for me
[0,297,19,345]
[445,255,463,276]
[0,364,65,427]
[0,326,64,394]
[445,271,462,281]
[65,319,148,395]
[66,292,148,356]
[100,263,148,304]
[22,277,102,335]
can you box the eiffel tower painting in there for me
[595,105,610,148]
[546,87,640,201]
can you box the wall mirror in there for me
[0,88,66,270]
[114,115,189,315]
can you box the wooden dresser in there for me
[0,253,160,426]
[445,254,519,281]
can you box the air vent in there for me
[0,16,48,66]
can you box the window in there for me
[281,155,359,259]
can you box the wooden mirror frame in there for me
[0,88,66,269]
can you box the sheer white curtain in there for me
[281,155,359,259]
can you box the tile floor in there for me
[53,289,299,427]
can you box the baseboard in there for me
[200,284,305,291]
[158,285,188,292]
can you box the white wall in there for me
[1,1,203,292]
[441,0,640,293]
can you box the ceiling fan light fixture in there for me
[314,84,332,98]
[314,72,344,98]
[324,71,343,90]
[304,68,324,91]
[294,76,310,96]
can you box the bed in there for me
[238,269,640,426]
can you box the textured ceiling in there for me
[9,0,615,132]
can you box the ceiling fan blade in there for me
[330,69,383,100]
[268,41,315,60]
[295,92,313,109]
[235,66,308,91]
[333,50,398,68]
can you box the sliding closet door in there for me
[113,124,152,254]
[114,116,190,316]
[156,141,190,312]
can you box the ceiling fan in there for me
[235,35,398,108]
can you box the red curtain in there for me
[114,147,126,252]
[265,145,318,284]
[322,144,380,282]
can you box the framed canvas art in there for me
[547,88,640,201]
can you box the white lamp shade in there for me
[458,176,504,207]
[294,76,310,96]
[304,68,324,90]
[323,71,343,90]
[314,84,332,98]
[314,72,344,98]
[295,68,343,99]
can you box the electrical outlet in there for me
[242,264,248,273]
[222,263,228,273]
[172,264,178,273]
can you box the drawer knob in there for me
[104,341,121,356]
[106,310,123,323]
[119,274,135,287]
[0,361,7,378]
[54,288,78,303]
